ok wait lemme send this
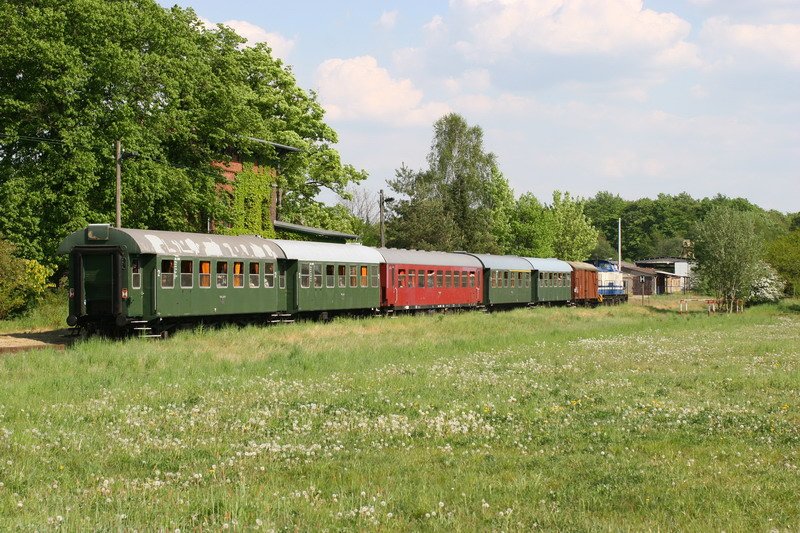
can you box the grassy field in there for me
[1,296,798,530]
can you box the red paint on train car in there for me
[380,263,483,309]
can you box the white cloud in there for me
[424,15,445,34]
[701,17,800,69]
[315,56,450,126]
[376,10,399,30]
[452,0,696,65]
[221,19,295,59]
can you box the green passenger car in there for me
[270,240,383,315]
[460,253,533,308]
[58,225,287,333]
[524,258,573,304]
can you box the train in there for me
[58,224,627,336]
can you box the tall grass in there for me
[0,298,798,530]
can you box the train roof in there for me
[567,261,599,272]
[586,259,620,272]
[376,248,483,268]
[459,253,532,270]
[57,226,286,260]
[272,239,384,264]
[523,258,572,273]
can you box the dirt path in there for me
[0,329,71,354]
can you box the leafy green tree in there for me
[387,114,513,253]
[0,0,363,272]
[694,206,762,310]
[549,191,599,261]
[588,234,617,261]
[507,193,554,257]
[765,230,800,296]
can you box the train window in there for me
[502,271,509,288]
[249,262,260,288]
[469,272,476,287]
[326,265,335,288]
[398,269,406,288]
[408,269,415,288]
[180,260,193,288]
[525,272,530,288]
[314,264,323,288]
[199,261,211,288]
[360,266,368,287]
[338,265,346,288]
[517,272,523,288]
[216,261,228,288]
[426,270,435,288]
[279,271,286,289]
[264,263,275,288]
[161,259,175,289]
[436,270,443,288]
[131,258,141,289]
[458,271,464,288]
[371,266,379,287]
[510,271,516,288]
[418,270,425,288]
[445,271,451,288]
[349,265,357,287]
[233,262,244,288]
[300,264,310,288]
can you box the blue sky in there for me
[158,0,799,212]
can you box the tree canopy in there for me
[0,0,363,271]
[694,206,763,308]
[386,114,514,253]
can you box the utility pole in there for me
[379,189,386,247]
[379,189,394,248]
[115,140,122,228]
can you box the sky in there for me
[157,0,800,213]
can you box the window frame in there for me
[131,258,141,290]
[249,262,260,288]
[300,263,311,289]
[216,261,228,288]
[161,259,175,289]
[233,261,244,288]
[180,259,193,289]
[264,262,275,288]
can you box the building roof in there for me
[567,261,599,272]
[273,220,359,241]
[272,240,383,263]
[654,270,689,278]
[523,258,573,273]
[635,257,691,265]
[616,261,658,276]
[376,248,483,268]
[458,253,532,270]
[57,225,286,260]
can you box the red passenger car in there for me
[377,249,484,310]
[567,261,599,305]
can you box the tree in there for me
[0,0,364,272]
[507,193,554,257]
[765,230,800,297]
[694,206,762,310]
[386,114,513,253]
[549,191,599,261]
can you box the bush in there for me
[749,262,785,304]
[0,239,53,319]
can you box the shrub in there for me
[0,238,53,319]
[749,262,785,304]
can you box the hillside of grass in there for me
[1,298,798,530]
